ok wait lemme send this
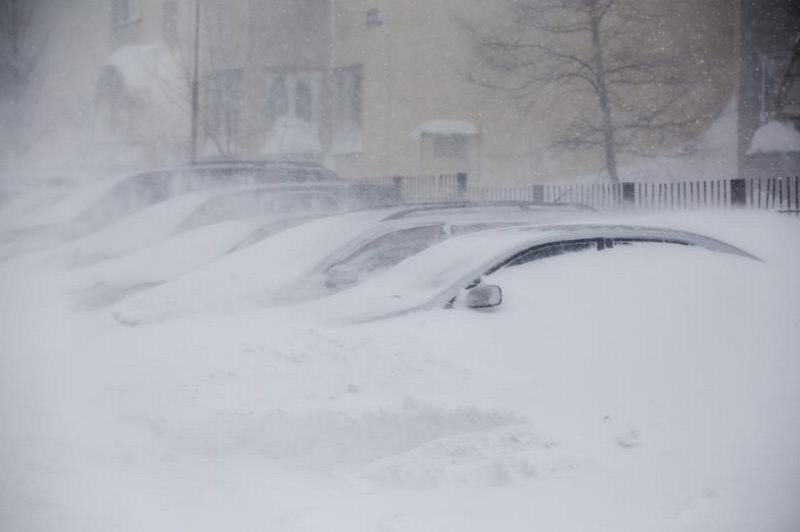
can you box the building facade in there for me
[738,0,800,178]
[24,0,744,183]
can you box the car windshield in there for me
[2,2,799,532]
[327,224,448,278]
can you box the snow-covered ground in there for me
[1,190,799,531]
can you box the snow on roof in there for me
[412,120,479,139]
[748,121,800,155]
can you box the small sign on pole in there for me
[367,8,383,27]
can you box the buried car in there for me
[284,220,761,323]
[72,160,394,227]
[107,202,594,322]
[0,186,352,310]
[0,160,389,262]
[264,202,595,300]
[57,188,354,308]
[33,185,347,268]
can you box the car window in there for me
[227,216,318,253]
[486,237,692,275]
[449,221,526,236]
[269,192,340,213]
[328,224,448,279]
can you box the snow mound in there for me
[163,402,515,467]
[748,120,800,154]
[363,424,565,490]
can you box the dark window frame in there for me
[484,237,691,276]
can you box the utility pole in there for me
[190,0,200,164]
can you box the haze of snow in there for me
[615,99,739,183]
[1,187,799,532]
[106,43,188,139]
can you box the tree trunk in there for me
[589,5,619,183]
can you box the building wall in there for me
[23,0,741,183]
[326,0,737,184]
[738,0,800,178]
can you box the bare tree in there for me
[465,0,723,182]
[154,0,243,161]
[97,9,241,164]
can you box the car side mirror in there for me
[465,284,503,309]
[325,264,359,288]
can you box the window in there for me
[328,225,448,282]
[162,1,179,46]
[776,47,800,120]
[486,238,691,274]
[366,8,384,28]
[203,69,243,156]
[501,240,599,269]
[333,65,363,153]
[295,80,313,122]
[263,70,322,154]
[758,51,793,123]
[111,0,141,27]
[94,65,128,139]
[415,121,479,170]
[450,222,525,236]
[266,77,289,120]
[432,134,469,159]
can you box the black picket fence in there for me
[358,174,800,215]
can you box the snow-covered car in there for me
[0,161,392,261]
[3,208,797,532]
[0,185,361,309]
[46,187,359,308]
[107,201,594,322]
[277,202,597,296]
[298,221,759,322]
[36,186,345,267]
[73,160,346,227]
[76,160,396,226]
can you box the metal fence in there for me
[358,174,467,203]
[359,174,800,215]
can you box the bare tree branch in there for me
[464,0,713,183]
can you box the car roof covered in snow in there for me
[304,222,758,321]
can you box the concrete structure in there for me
[738,0,800,178]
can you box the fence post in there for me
[392,176,404,204]
[622,182,635,208]
[456,172,468,200]
[730,178,747,207]
[531,184,544,204]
